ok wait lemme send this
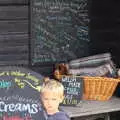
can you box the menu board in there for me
[31,0,90,65]
[0,66,45,120]
[61,75,83,106]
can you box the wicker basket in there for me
[83,76,120,101]
[54,67,120,101]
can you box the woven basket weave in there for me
[54,68,120,101]
[83,76,120,101]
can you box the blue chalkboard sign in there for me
[61,75,83,106]
[31,0,90,65]
[0,66,45,120]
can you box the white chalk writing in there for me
[0,101,38,114]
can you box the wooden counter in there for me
[61,96,120,119]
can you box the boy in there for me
[40,79,70,120]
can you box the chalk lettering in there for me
[61,75,83,106]
[66,87,78,95]
[0,80,11,89]
[62,76,76,82]
[0,71,40,85]
[63,99,78,105]
[0,101,38,114]
[0,72,5,76]
[26,73,39,83]
[69,82,81,88]
[11,71,25,77]
[65,94,73,99]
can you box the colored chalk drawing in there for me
[0,67,45,120]
[0,71,42,92]
[0,80,11,88]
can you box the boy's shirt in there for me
[42,104,70,120]
[47,111,70,120]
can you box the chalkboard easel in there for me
[0,66,45,120]
[61,75,84,106]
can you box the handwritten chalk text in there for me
[0,101,38,114]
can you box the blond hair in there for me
[41,79,64,101]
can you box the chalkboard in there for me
[61,75,83,106]
[31,0,90,65]
[0,66,45,120]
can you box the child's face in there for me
[41,90,62,115]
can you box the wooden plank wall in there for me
[0,0,29,65]
[0,0,56,77]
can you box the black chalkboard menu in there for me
[31,0,90,65]
[0,66,45,120]
[61,75,83,106]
